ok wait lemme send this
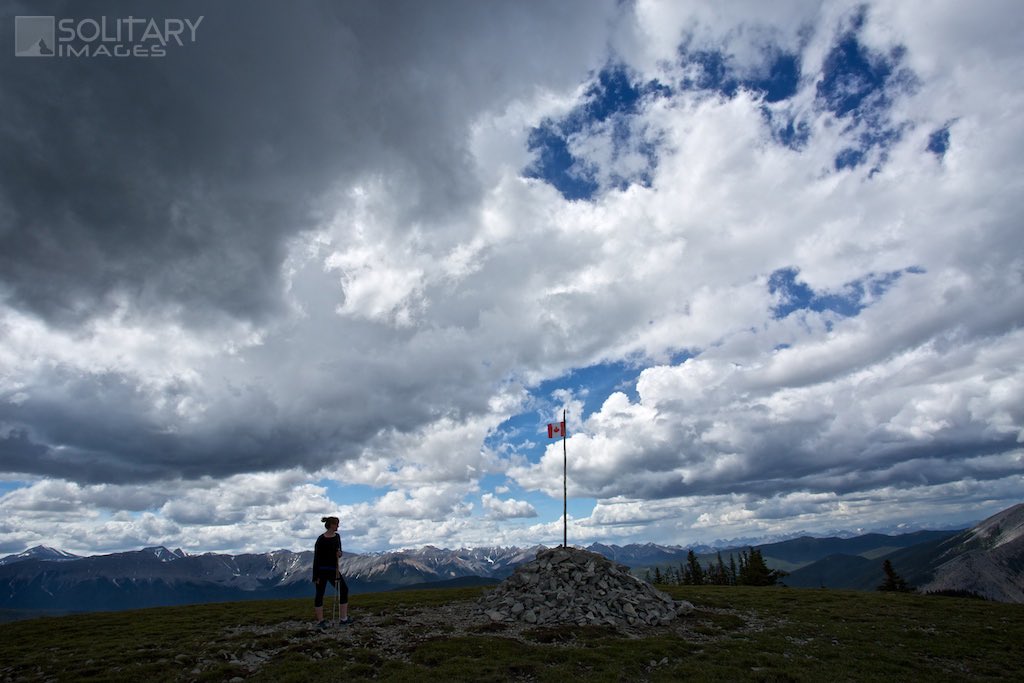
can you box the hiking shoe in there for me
[317,620,328,629]
[338,617,354,626]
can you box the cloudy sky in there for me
[1,0,1022,556]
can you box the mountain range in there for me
[781,503,1024,602]
[2,503,1020,621]
[0,544,550,619]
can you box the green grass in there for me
[1,585,1021,681]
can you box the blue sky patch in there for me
[816,8,917,170]
[677,45,804,151]
[817,38,893,118]
[581,66,647,122]
[322,480,384,507]
[681,50,736,96]
[769,266,920,319]
[486,359,644,469]
[561,359,643,414]
[0,480,25,496]
[524,64,667,200]
[835,147,866,171]
[679,48,801,103]
[750,53,802,103]
[927,122,953,158]
[529,495,595,524]
[763,109,811,150]
[525,125,599,200]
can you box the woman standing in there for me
[312,515,351,627]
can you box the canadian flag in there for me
[548,421,566,438]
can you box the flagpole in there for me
[562,408,567,548]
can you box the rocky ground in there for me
[173,591,771,680]
[164,547,775,679]
[479,546,691,626]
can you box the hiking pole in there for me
[333,576,340,626]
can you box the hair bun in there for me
[320,516,329,523]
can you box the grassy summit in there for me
[1,585,1021,681]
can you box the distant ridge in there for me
[916,503,1024,602]
[585,542,692,566]
[754,530,960,566]
[2,504,1020,620]
[0,546,80,566]
[783,504,1024,602]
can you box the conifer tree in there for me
[736,548,786,586]
[686,549,705,586]
[877,559,912,592]
[711,551,728,585]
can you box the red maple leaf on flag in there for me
[548,421,566,438]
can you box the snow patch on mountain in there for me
[0,545,81,566]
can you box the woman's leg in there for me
[338,575,349,620]
[314,575,328,621]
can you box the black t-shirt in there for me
[313,533,341,575]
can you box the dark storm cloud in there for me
[1,369,286,482]
[0,356,413,483]
[2,2,331,325]
[0,0,619,484]
[0,0,611,327]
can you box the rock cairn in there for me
[478,546,691,627]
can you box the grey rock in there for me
[478,546,680,627]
